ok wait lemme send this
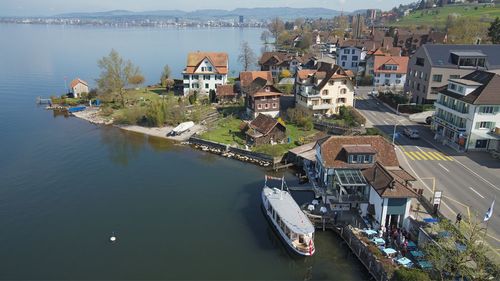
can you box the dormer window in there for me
[348,154,373,164]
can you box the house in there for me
[394,29,447,56]
[182,52,228,96]
[216,84,237,104]
[246,77,282,118]
[69,78,89,98]
[245,114,287,146]
[337,39,381,74]
[258,52,313,79]
[433,70,500,152]
[239,71,273,96]
[373,55,409,88]
[312,135,417,229]
[405,44,500,104]
[295,64,355,116]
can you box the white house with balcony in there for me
[433,70,500,152]
[294,65,354,116]
[182,52,228,96]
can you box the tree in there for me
[488,17,500,44]
[160,64,172,87]
[447,17,488,44]
[128,74,145,88]
[268,17,285,41]
[391,268,430,281]
[260,30,272,44]
[423,219,499,281]
[297,32,312,50]
[97,49,141,108]
[279,69,292,80]
[164,79,175,93]
[238,41,256,71]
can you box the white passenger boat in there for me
[261,176,316,256]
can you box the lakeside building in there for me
[294,64,355,116]
[312,135,417,230]
[69,78,89,98]
[372,55,409,88]
[405,44,500,104]
[245,113,287,146]
[182,52,228,96]
[433,70,500,152]
[245,77,282,118]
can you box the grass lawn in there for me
[253,122,318,157]
[199,117,246,146]
[391,4,500,28]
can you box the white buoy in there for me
[110,232,117,243]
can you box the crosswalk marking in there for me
[403,150,454,161]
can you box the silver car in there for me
[403,128,420,139]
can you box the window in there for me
[192,75,199,80]
[201,67,206,71]
[344,49,350,54]
[352,56,358,61]
[480,106,496,114]
[476,122,494,129]
[424,73,428,81]
[385,73,390,78]
[342,62,345,67]
[352,62,358,67]
[183,75,189,80]
[385,79,390,85]
[342,80,347,85]
[417,83,420,91]
[475,139,488,148]
[322,89,329,95]
[183,83,189,88]
[414,71,418,77]
[329,80,334,85]
[432,74,442,82]
[396,80,401,84]
[419,72,423,79]
[457,85,464,93]
[416,57,425,66]
[205,83,209,89]
[450,75,460,79]
[257,104,262,109]
[340,88,347,94]
[216,75,223,80]
[341,55,348,60]
[265,103,269,109]
[192,83,199,88]
[272,103,277,109]
[396,74,402,78]
[357,155,364,163]
[363,155,373,164]
[449,83,457,91]
[203,75,211,80]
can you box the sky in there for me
[0,0,416,16]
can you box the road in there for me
[355,87,500,255]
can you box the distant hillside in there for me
[391,4,500,28]
[55,7,343,20]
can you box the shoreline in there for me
[71,108,206,142]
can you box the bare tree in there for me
[129,75,145,88]
[97,49,141,108]
[160,64,171,87]
[238,41,256,72]
[268,17,285,42]
[260,30,272,44]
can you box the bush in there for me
[337,106,365,127]
[100,107,114,117]
[114,107,146,125]
[391,268,430,281]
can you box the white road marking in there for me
[438,163,450,172]
[416,147,426,153]
[468,187,485,199]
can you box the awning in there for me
[335,169,367,186]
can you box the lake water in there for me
[0,24,369,280]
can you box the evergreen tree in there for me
[488,17,500,44]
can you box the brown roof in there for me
[216,84,236,97]
[313,65,352,91]
[362,162,417,198]
[184,52,228,74]
[247,114,285,136]
[247,77,282,97]
[374,55,409,74]
[296,70,317,81]
[343,145,377,154]
[258,52,313,67]
[240,71,273,88]
[70,78,88,88]
[317,136,399,168]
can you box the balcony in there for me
[312,103,334,110]
[433,114,466,130]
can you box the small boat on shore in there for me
[261,176,315,256]
[168,121,194,136]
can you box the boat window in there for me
[299,235,305,243]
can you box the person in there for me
[456,213,462,225]
[333,212,338,224]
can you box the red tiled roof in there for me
[184,52,228,74]
[374,55,409,74]
[317,136,399,168]
[297,70,317,81]
[70,78,88,89]
[240,71,273,88]
[247,114,284,136]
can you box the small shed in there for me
[245,114,287,146]
[69,78,89,98]
[216,84,237,103]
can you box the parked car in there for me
[369,89,379,97]
[403,128,420,139]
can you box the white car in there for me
[403,128,420,139]
[369,90,379,97]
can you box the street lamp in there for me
[392,102,416,144]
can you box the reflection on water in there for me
[100,127,145,165]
